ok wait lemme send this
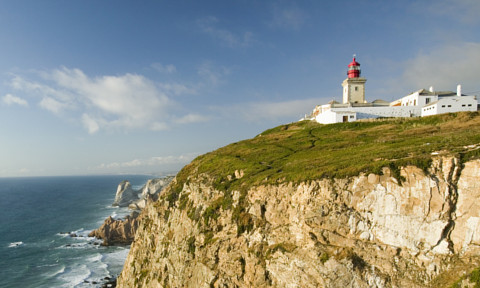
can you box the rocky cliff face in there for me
[117,157,480,287]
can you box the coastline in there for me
[0,175,153,288]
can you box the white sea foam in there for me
[56,252,111,288]
[103,247,130,272]
[57,264,91,288]
[43,264,66,278]
[57,228,89,238]
[8,241,23,248]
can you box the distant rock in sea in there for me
[90,176,173,246]
[112,177,173,208]
[112,180,138,207]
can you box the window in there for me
[426,98,430,104]
[350,115,354,119]
[355,86,358,91]
[468,104,472,107]
[448,105,452,107]
[442,105,445,108]
[462,104,466,107]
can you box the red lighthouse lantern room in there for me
[347,56,361,78]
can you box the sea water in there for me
[0,175,153,288]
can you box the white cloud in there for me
[174,113,210,124]
[269,4,307,30]
[50,68,171,125]
[9,67,189,133]
[416,0,480,24]
[151,63,177,74]
[81,114,100,134]
[39,97,68,114]
[94,153,198,171]
[2,94,28,106]
[197,61,231,87]
[150,122,169,131]
[197,16,253,48]
[158,82,197,95]
[402,42,480,92]
[212,98,321,123]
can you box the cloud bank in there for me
[212,98,321,123]
[92,153,199,174]
[8,67,205,134]
[2,94,28,106]
[402,42,480,92]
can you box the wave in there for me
[57,263,92,288]
[56,228,88,238]
[8,241,23,248]
[42,265,66,278]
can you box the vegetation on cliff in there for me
[170,112,480,197]
[118,112,480,287]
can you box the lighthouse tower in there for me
[342,56,367,104]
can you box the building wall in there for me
[422,96,477,116]
[342,78,366,104]
[315,109,356,124]
[400,92,438,107]
[332,106,421,119]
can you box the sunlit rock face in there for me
[113,177,173,208]
[88,213,139,246]
[117,157,480,288]
[112,180,138,207]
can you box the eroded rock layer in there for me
[117,157,480,287]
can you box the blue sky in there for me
[1,0,480,177]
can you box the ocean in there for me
[0,175,154,288]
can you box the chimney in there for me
[457,84,462,96]
[429,86,434,92]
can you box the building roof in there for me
[416,89,457,97]
[348,57,360,67]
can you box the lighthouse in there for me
[342,55,367,104]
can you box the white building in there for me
[421,86,477,116]
[309,57,478,124]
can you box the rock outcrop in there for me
[112,180,138,207]
[89,212,140,246]
[90,177,173,246]
[112,177,173,208]
[117,157,480,288]
[128,177,173,210]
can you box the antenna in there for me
[353,53,356,59]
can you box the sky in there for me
[1,0,480,177]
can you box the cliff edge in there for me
[117,112,480,287]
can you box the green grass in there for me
[168,112,480,195]
[449,266,480,288]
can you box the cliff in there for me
[117,113,480,287]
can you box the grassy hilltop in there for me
[172,112,480,194]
